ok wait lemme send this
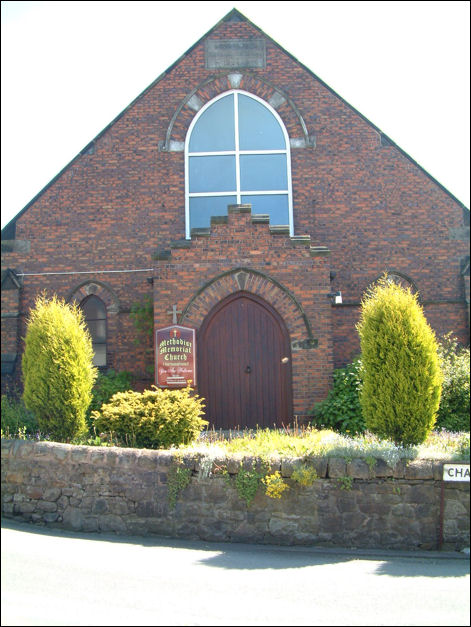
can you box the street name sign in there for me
[442,464,470,482]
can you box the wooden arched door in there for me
[198,292,293,429]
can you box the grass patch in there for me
[183,426,470,463]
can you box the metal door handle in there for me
[245,366,251,374]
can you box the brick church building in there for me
[2,9,469,429]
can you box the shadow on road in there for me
[2,517,468,577]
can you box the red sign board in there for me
[155,325,197,388]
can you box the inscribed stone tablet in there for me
[205,39,266,69]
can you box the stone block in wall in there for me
[404,460,434,480]
[347,459,370,479]
[62,506,84,530]
[327,458,347,478]
[374,459,395,477]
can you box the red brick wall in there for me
[153,207,333,414]
[2,13,469,410]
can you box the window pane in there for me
[87,320,106,343]
[189,94,235,152]
[92,344,107,367]
[81,295,106,319]
[189,155,236,193]
[189,196,237,229]
[242,194,289,225]
[238,94,285,150]
[240,154,287,191]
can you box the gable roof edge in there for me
[2,8,468,239]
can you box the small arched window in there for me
[81,295,107,367]
[185,90,293,238]
[383,272,418,294]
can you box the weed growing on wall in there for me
[167,456,192,509]
[130,296,154,375]
[364,456,376,474]
[233,461,266,506]
[262,471,289,499]
[336,476,353,491]
[291,464,318,486]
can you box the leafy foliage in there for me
[233,461,265,506]
[167,457,192,509]
[85,370,133,429]
[263,471,289,499]
[92,385,207,449]
[311,358,365,434]
[336,476,353,491]
[357,278,442,446]
[130,296,154,339]
[291,464,318,486]
[1,393,38,437]
[436,334,470,432]
[22,294,97,442]
[130,296,154,374]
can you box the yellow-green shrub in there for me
[22,294,97,442]
[92,386,207,449]
[436,334,470,432]
[357,279,442,446]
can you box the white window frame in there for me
[185,90,294,239]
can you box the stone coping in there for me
[1,439,464,481]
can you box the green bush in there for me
[22,294,97,442]
[311,358,365,434]
[92,386,207,449]
[436,334,470,432]
[1,394,38,437]
[86,370,133,429]
[357,278,442,446]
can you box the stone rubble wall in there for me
[1,440,469,550]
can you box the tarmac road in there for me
[1,519,469,626]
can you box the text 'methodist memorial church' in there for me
[1,10,469,429]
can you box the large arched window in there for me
[185,90,293,238]
[80,295,107,367]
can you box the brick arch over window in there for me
[369,271,419,296]
[67,280,120,314]
[180,268,317,351]
[159,72,313,152]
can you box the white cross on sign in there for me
[167,304,182,324]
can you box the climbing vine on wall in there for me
[130,296,154,374]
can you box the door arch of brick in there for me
[180,267,316,350]
[198,291,293,429]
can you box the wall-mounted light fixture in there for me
[329,291,342,305]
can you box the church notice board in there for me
[156,325,196,388]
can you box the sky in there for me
[1,0,470,230]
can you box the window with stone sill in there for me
[185,90,293,238]
[80,295,107,367]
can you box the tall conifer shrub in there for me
[357,278,442,446]
[22,294,97,441]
